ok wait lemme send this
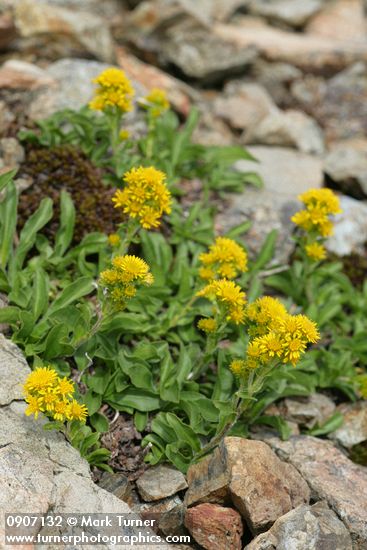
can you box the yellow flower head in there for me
[24,367,57,394]
[199,237,248,281]
[108,233,121,247]
[100,255,153,310]
[119,129,130,141]
[141,88,170,117]
[197,317,218,333]
[57,377,75,398]
[247,311,320,367]
[197,279,246,325]
[291,188,341,239]
[305,242,326,261]
[298,188,341,215]
[89,67,135,113]
[23,366,87,425]
[112,166,172,229]
[229,359,247,377]
[246,296,287,335]
[53,399,69,422]
[67,400,88,423]
[25,394,43,419]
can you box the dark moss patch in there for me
[349,440,367,467]
[18,144,122,243]
[328,251,367,289]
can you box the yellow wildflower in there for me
[23,366,88,425]
[291,187,341,239]
[257,332,283,360]
[56,377,75,398]
[305,242,327,261]
[141,88,170,117]
[112,166,172,229]
[89,67,134,113]
[25,394,43,419]
[53,400,69,422]
[229,359,247,377]
[246,296,287,334]
[108,233,121,247]
[24,367,57,394]
[197,280,246,325]
[112,255,150,283]
[197,318,218,333]
[100,255,153,310]
[67,400,88,423]
[298,188,341,215]
[199,237,248,281]
[119,129,130,141]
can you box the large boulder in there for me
[0,335,169,549]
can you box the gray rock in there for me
[14,0,115,62]
[0,334,30,405]
[185,437,310,534]
[98,472,135,505]
[251,60,303,106]
[28,58,146,121]
[0,137,25,170]
[280,393,336,429]
[0,337,169,549]
[245,501,353,550]
[259,435,367,549]
[291,63,367,143]
[243,109,325,155]
[0,100,15,135]
[158,20,257,82]
[214,81,276,132]
[324,147,367,197]
[214,17,367,73]
[326,195,367,256]
[136,464,188,502]
[305,0,366,42]
[331,401,367,449]
[248,0,323,28]
[137,494,186,536]
[216,146,323,263]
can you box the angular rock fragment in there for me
[185,437,310,534]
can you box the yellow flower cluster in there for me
[141,88,170,117]
[247,308,319,367]
[112,166,172,229]
[107,233,121,247]
[291,188,341,262]
[199,237,248,281]
[100,255,154,309]
[24,367,88,423]
[197,317,218,333]
[197,279,246,325]
[89,67,135,113]
[245,296,287,336]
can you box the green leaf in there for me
[43,323,74,359]
[90,412,109,433]
[53,190,76,257]
[0,306,20,324]
[307,412,344,436]
[11,198,53,272]
[0,168,17,193]
[83,391,102,416]
[0,180,17,269]
[252,230,278,271]
[255,415,292,440]
[134,411,148,432]
[32,268,49,321]
[108,388,161,412]
[46,277,94,317]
